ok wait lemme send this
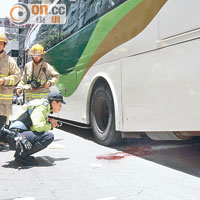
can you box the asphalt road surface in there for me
[1,120,200,200]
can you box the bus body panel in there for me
[57,76,78,122]
[122,38,200,131]
[159,0,200,40]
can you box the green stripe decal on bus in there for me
[45,21,98,75]
[73,0,142,73]
[45,22,99,96]
[61,0,142,97]
[83,0,167,78]
[47,0,167,97]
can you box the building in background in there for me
[0,18,20,64]
[3,0,53,67]
[17,0,42,67]
[18,0,33,68]
[4,40,19,62]
[3,16,30,68]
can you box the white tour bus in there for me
[25,0,200,146]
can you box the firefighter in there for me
[1,92,66,166]
[16,44,59,102]
[0,33,20,141]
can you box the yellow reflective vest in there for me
[0,51,20,116]
[11,98,52,132]
[17,59,59,102]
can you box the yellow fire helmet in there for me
[30,44,45,56]
[0,33,8,44]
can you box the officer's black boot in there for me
[0,127,8,151]
[15,142,46,166]
[0,116,7,150]
[0,131,6,150]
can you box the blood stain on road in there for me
[96,146,153,160]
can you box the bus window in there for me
[82,0,98,26]
[28,25,41,51]
[79,0,127,29]
[28,24,61,51]
[96,0,127,17]
[61,1,79,40]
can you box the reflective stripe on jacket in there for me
[0,51,20,116]
[17,60,59,101]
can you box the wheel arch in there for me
[86,73,121,130]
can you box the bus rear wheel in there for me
[90,83,122,146]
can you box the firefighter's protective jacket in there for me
[12,98,52,132]
[17,60,59,102]
[0,51,20,116]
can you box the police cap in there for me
[47,92,66,104]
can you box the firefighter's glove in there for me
[15,133,32,152]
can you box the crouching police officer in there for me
[16,44,59,102]
[0,92,65,166]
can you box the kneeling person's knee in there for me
[42,132,54,147]
[47,132,54,144]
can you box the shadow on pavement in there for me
[110,136,200,178]
[1,156,69,170]
[60,123,200,178]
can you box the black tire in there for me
[90,83,122,146]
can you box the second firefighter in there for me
[16,44,59,102]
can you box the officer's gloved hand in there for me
[21,134,32,150]
[15,133,32,152]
